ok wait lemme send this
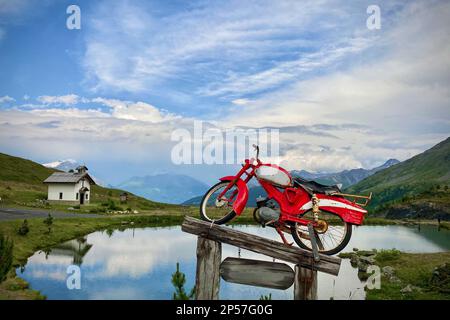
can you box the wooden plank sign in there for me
[220,257,295,290]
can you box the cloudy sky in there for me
[0,0,449,185]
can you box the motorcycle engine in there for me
[256,206,280,223]
[254,197,280,224]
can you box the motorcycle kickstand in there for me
[275,225,293,246]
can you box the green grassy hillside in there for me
[0,153,56,184]
[347,137,450,217]
[0,152,174,212]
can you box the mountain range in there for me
[43,157,400,205]
[116,174,209,204]
[291,159,400,188]
[347,136,450,218]
[1,136,448,219]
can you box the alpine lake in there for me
[17,222,450,300]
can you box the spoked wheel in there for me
[200,181,237,225]
[291,210,352,255]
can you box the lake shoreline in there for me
[0,213,448,300]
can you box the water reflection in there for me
[47,237,93,265]
[18,224,449,300]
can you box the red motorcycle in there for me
[200,145,372,255]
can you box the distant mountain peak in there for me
[42,159,105,186]
[43,159,78,170]
[380,158,400,167]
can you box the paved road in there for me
[0,207,102,221]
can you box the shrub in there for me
[375,249,401,263]
[73,205,81,209]
[171,262,195,300]
[36,194,47,200]
[93,207,107,213]
[0,234,13,283]
[260,293,272,300]
[101,199,121,210]
[17,220,29,236]
[43,214,53,233]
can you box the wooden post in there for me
[195,236,221,300]
[294,265,317,300]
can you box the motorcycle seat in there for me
[293,177,341,195]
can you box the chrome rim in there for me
[294,211,348,253]
[201,182,237,221]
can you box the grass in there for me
[0,180,176,214]
[339,249,450,300]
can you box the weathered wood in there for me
[220,257,294,290]
[182,216,341,275]
[195,236,221,300]
[307,223,321,261]
[294,264,317,300]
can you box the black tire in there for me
[199,181,237,225]
[291,213,353,255]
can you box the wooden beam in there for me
[220,257,294,290]
[182,216,341,276]
[294,265,317,300]
[195,236,221,300]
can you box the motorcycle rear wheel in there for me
[199,181,237,225]
[291,211,352,255]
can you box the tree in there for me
[0,234,13,283]
[43,214,53,234]
[171,262,195,300]
[17,219,29,236]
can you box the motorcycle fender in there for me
[316,195,366,225]
[219,176,249,215]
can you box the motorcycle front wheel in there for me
[291,210,352,255]
[199,181,237,225]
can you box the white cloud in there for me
[200,36,375,97]
[220,0,450,170]
[37,94,80,105]
[231,98,251,106]
[92,97,179,123]
[0,1,448,178]
[0,95,15,103]
[81,0,380,94]
[0,95,194,181]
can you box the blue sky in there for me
[0,0,449,185]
